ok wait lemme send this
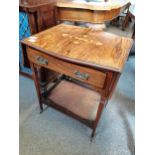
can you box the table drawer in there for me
[28,48,106,88]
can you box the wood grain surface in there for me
[22,24,133,72]
[28,47,106,88]
[48,80,101,120]
[55,7,122,23]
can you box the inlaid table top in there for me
[21,24,133,72]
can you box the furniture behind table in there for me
[19,0,57,85]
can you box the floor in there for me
[19,23,135,155]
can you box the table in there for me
[21,24,133,138]
[55,0,130,24]
[20,0,131,24]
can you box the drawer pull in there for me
[35,56,48,65]
[74,70,89,80]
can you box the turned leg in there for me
[91,98,106,139]
[30,63,43,113]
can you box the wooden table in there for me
[21,24,133,139]
[55,0,130,24]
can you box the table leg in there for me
[122,11,130,30]
[30,63,43,113]
[91,98,106,138]
[132,23,135,39]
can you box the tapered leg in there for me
[30,63,43,113]
[91,98,106,139]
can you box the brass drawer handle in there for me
[74,70,89,80]
[35,56,48,65]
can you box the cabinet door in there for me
[37,4,56,32]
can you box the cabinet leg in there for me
[30,63,43,113]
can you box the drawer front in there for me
[28,48,106,88]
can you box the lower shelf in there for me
[47,80,101,121]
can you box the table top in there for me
[21,24,133,72]
[19,0,130,11]
[56,0,130,11]
[19,0,54,8]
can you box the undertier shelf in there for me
[47,80,101,121]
